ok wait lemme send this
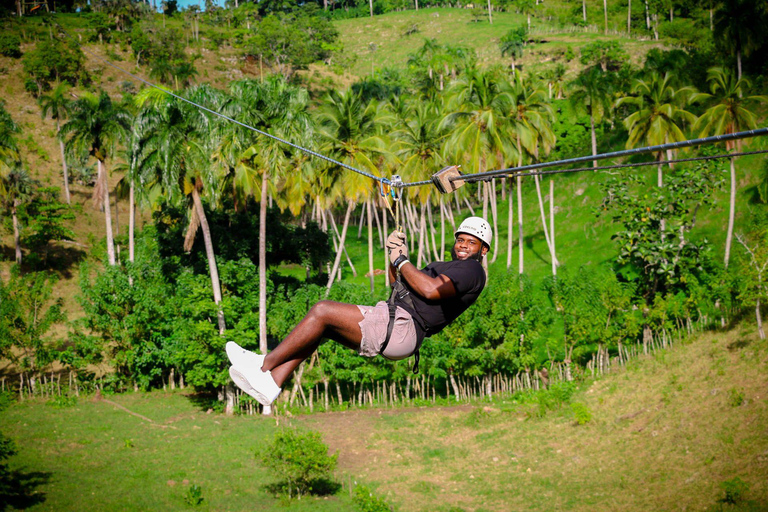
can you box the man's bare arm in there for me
[395,262,456,300]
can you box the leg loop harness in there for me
[380,278,427,374]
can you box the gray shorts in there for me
[357,301,418,360]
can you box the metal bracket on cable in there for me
[431,165,466,194]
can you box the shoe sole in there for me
[229,366,272,406]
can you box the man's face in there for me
[451,233,488,262]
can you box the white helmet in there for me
[455,216,492,249]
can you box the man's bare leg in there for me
[262,300,364,387]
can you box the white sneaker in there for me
[229,365,282,406]
[225,341,265,371]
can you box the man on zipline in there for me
[227,216,492,407]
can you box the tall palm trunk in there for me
[550,179,557,276]
[259,173,268,352]
[517,175,524,274]
[489,180,499,264]
[427,204,439,261]
[367,198,374,292]
[13,199,21,265]
[534,174,558,273]
[382,201,390,288]
[724,155,736,269]
[98,159,117,266]
[627,0,631,33]
[590,111,598,170]
[128,182,135,287]
[603,0,608,33]
[326,201,355,293]
[192,186,226,335]
[129,182,135,265]
[439,197,445,261]
[507,179,514,269]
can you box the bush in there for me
[0,34,21,58]
[728,388,745,407]
[258,428,338,498]
[353,484,394,512]
[571,402,592,425]
[183,484,204,506]
[719,477,749,505]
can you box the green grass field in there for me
[2,326,766,511]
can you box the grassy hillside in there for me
[335,7,662,77]
[2,326,766,511]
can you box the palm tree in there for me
[499,26,527,73]
[616,72,696,188]
[442,67,513,270]
[221,77,313,353]
[541,63,566,100]
[504,71,556,274]
[134,85,227,334]
[60,91,131,266]
[569,67,613,170]
[693,67,767,269]
[712,0,765,79]
[317,88,387,293]
[38,82,73,205]
[391,98,449,265]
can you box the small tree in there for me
[0,33,22,58]
[22,38,88,96]
[258,428,338,498]
[735,210,768,340]
[22,187,77,270]
[499,25,527,72]
[0,268,65,384]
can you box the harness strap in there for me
[380,303,397,356]
[383,279,427,374]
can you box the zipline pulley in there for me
[431,165,466,194]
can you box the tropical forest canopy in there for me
[0,0,767,413]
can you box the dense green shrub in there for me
[0,34,21,58]
[22,38,88,95]
[258,428,338,498]
[719,477,749,505]
[353,484,394,512]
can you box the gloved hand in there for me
[386,230,408,266]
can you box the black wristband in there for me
[393,254,409,269]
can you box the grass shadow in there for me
[263,477,341,498]
[0,468,52,511]
[183,391,223,413]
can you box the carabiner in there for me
[389,175,403,202]
[380,180,391,198]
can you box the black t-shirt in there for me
[395,259,486,342]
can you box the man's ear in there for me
[481,246,489,257]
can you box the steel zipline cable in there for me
[54,24,388,186]
[442,128,768,186]
[458,149,768,182]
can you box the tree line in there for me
[1,9,767,413]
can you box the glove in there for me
[386,230,406,251]
[387,231,408,267]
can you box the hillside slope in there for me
[1,326,765,511]
[299,326,768,511]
